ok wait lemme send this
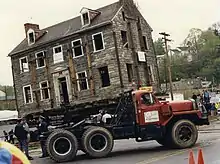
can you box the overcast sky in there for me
[0,0,219,85]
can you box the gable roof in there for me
[9,1,121,56]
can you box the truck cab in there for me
[133,88,209,127]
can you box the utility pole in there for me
[159,32,174,100]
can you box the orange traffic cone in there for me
[197,148,205,164]
[189,150,196,164]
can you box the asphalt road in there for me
[32,122,220,164]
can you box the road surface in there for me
[32,121,220,164]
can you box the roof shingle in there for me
[9,1,121,56]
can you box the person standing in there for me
[3,131,8,142]
[38,115,49,158]
[192,93,197,102]
[203,90,210,103]
[8,129,14,144]
[14,118,33,160]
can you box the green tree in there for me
[154,38,165,56]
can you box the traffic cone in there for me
[189,150,195,164]
[197,148,205,164]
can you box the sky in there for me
[0,0,220,85]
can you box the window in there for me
[143,36,149,50]
[82,12,90,26]
[76,71,89,91]
[72,39,84,58]
[92,32,105,52]
[140,93,154,105]
[27,29,35,45]
[126,64,133,82]
[148,65,154,82]
[122,11,126,21]
[99,66,110,87]
[121,31,128,48]
[36,51,45,68]
[40,81,50,100]
[53,45,63,64]
[23,85,33,104]
[19,57,29,73]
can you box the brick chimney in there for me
[24,23,40,38]
[119,0,134,5]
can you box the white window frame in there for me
[27,29,35,46]
[72,39,84,58]
[76,71,89,91]
[39,80,50,101]
[92,32,105,52]
[19,56,29,73]
[149,65,155,82]
[23,85,33,104]
[35,51,46,69]
[53,45,64,64]
[81,11,90,27]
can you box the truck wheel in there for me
[46,129,78,162]
[171,120,198,149]
[82,127,114,158]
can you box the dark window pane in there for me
[41,82,49,100]
[73,40,83,57]
[99,66,110,87]
[121,31,128,48]
[83,13,89,25]
[55,47,62,53]
[21,57,28,72]
[122,11,126,21]
[126,64,133,82]
[29,33,34,43]
[36,52,45,67]
[94,34,104,51]
[78,72,88,90]
[143,36,148,50]
[24,86,32,103]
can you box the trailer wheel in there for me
[171,119,198,149]
[46,129,78,162]
[82,127,114,158]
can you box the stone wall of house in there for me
[11,1,158,116]
[112,2,159,90]
[11,24,124,116]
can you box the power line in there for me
[159,32,174,100]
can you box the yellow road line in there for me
[136,149,187,164]
[136,145,205,164]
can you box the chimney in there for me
[119,0,134,5]
[24,23,40,38]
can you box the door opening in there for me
[58,77,69,104]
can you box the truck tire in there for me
[171,119,198,149]
[46,129,78,163]
[82,127,114,158]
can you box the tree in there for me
[158,24,220,84]
[0,85,14,97]
[154,38,165,56]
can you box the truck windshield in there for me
[141,93,152,105]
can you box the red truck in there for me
[43,88,209,163]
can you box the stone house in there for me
[9,0,158,116]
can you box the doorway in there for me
[58,77,69,104]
